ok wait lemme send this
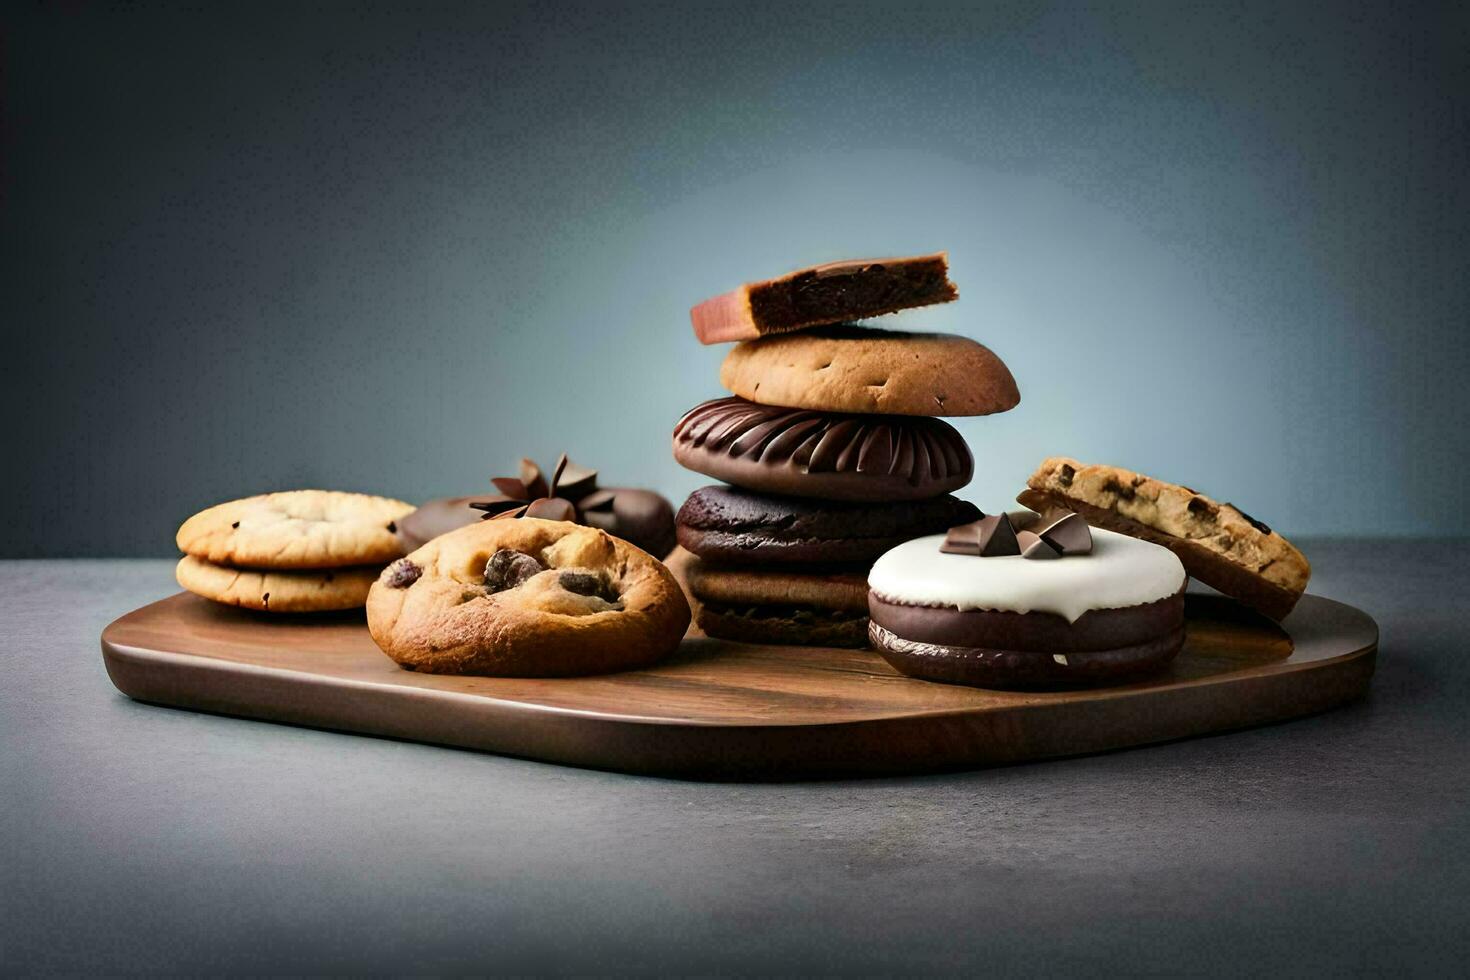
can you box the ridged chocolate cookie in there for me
[676,485,980,565]
[673,397,973,502]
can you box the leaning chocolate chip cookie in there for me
[1022,457,1311,621]
[366,518,691,676]
[177,490,414,569]
[176,556,380,613]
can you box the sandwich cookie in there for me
[1023,457,1310,621]
[868,511,1188,689]
[719,325,1019,417]
[677,485,981,565]
[684,554,870,648]
[690,253,957,345]
[673,397,973,502]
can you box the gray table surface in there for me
[4,544,1468,975]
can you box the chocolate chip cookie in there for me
[1022,457,1311,621]
[175,556,380,613]
[177,490,414,569]
[366,518,690,676]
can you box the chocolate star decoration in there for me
[940,508,1093,560]
[469,454,604,523]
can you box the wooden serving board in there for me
[101,571,1377,778]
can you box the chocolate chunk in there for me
[524,497,577,522]
[484,549,542,592]
[558,571,604,597]
[689,253,958,345]
[386,521,397,533]
[940,522,983,555]
[1228,504,1273,536]
[578,488,616,511]
[1187,496,1217,517]
[977,514,1021,556]
[941,513,1022,557]
[519,458,549,501]
[470,496,529,519]
[1018,530,1061,560]
[1038,511,1092,555]
[385,559,422,589]
[553,455,599,500]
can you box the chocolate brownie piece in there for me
[690,254,958,344]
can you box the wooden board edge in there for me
[100,625,1377,780]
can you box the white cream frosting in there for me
[868,526,1186,623]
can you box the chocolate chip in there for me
[1187,495,1217,517]
[484,549,542,592]
[558,571,603,596]
[386,521,397,533]
[525,497,577,522]
[231,521,240,529]
[385,559,422,589]
[1058,464,1075,487]
[1227,504,1273,535]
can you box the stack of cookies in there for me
[175,490,414,613]
[672,254,1020,647]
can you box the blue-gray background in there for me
[4,0,1467,556]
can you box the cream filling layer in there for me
[868,527,1186,623]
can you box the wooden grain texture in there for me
[101,568,1377,777]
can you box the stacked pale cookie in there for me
[175,490,414,613]
[673,254,1020,646]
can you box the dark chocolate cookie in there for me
[676,485,980,565]
[699,603,871,648]
[673,397,973,502]
[868,619,1185,689]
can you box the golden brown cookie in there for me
[683,553,871,648]
[366,518,691,676]
[176,556,379,612]
[719,325,1019,417]
[1022,457,1311,621]
[177,490,414,569]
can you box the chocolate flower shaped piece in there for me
[469,454,601,523]
[940,508,1093,560]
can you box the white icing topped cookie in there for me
[868,526,1186,623]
